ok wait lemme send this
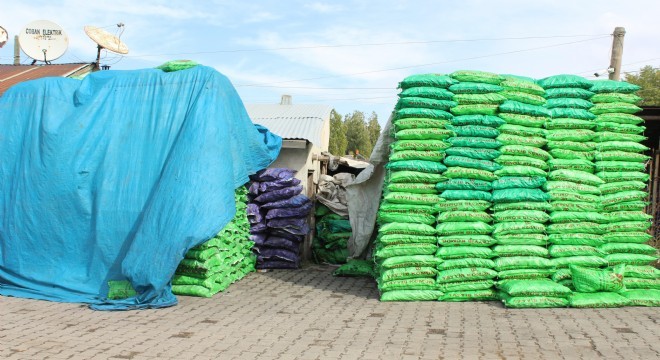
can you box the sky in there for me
[1,0,659,125]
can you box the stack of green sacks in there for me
[433,70,509,302]
[535,75,607,289]
[312,204,350,264]
[589,79,659,300]
[172,187,256,297]
[374,74,456,301]
[568,264,630,308]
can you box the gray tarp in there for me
[316,173,355,217]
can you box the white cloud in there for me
[304,2,344,13]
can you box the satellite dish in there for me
[84,25,128,69]
[19,20,68,63]
[0,26,8,49]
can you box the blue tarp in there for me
[0,65,281,310]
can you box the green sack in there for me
[598,171,650,183]
[492,209,549,223]
[398,73,457,89]
[436,178,492,191]
[386,160,448,174]
[436,246,494,260]
[492,201,551,212]
[333,260,375,277]
[500,90,546,106]
[549,211,606,224]
[550,108,596,120]
[437,235,496,247]
[380,289,444,301]
[545,118,595,130]
[590,102,642,115]
[436,221,493,236]
[378,211,436,225]
[492,188,549,203]
[548,169,604,186]
[606,253,657,266]
[494,256,554,271]
[389,171,447,184]
[547,141,596,152]
[595,122,645,135]
[494,165,548,178]
[552,269,573,282]
[378,278,437,292]
[499,100,551,117]
[447,136,502,149]
[380,266,438,282]
[393,117,449,130]
[375,243,438,259]
[391,140,451,152]
[595,113,644,125]
[157,60,200,72]
[437,280,495,292]
[383,192,441,206]
[548,245,603,258]
[440,189,492,201]
[399,86,454,100]
[601,190,648,206]
[435,200,491,212]
[387,182,438,194]
[450,104,499,116]
[379,222,437,236]
[501,295,569,308]
[500,78,545,96]
[437,211,492,223]
[544,86,594,98]
[569,292,630,308]
[595,141,649,153]
[495,155,548,170]
[546,129,595,142]
[544,98,593,109]
[492,222,546,235]
[603,201,649,213]
[549,233,605,247]
[445,147,501,160]
[547,159,595,173]
[380,255,442,269]
[620,289,660,307]
[389,150,445,162]
[450,70,504,85]
[444,156,502,172]
[495,233,549,246]
[436,267,498,283]
[498,279,572,297]
[544,181,600,195]
[172,284,218,298]
[493,245,549,258]
[498,113,547,128]
[451,114,505,127]
[602,220,651,233]
[623,265,660,279]
[395,108,454,121]
[589,79,640,93]
[552,256,609,269]
[107,280,138,300]
[443,167,497,181]
[603,209,651,223]
[594,150,650,162]
[549,149,594,161]
[592,132,647,143]
[440,289,498,302]
[497,268,554,280]
[492,176,546,190]
[449,82,504,94]
[548,191,599,203]
[447,125,500,138]
[452,93,507,105]
[496,134,547,148]
[546,222,604,235]
[623,278,660,290]
[603,232,652,244]
[395,128,455,140]
[599,243,657,255]
[499,145,550,161]
[538,74,592,89]
[396,97,457,110]
[437,258,495,271]
[498,123,546,137]
[550,201,600,213]
[378,234,437,246]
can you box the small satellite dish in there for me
[19,20,69,63]
[84,25,129,69]
[0,26,8,49]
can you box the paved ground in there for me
[1,265,659,360]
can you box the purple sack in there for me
[251,168,296,182]
[248,182,261,196]
[247,203,265,223]
[253,185,303,204]
[250,233,267,247]
[249,221,268,234]
[256,259,300,270]
[258,247,299,262]
[269,229,304,242]
[260,194,310,210]
[265,202,313,220]
[264,236,300,252]
[259,177,302,193]
[267,217,306,229]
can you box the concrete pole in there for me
[608,27,626,80]
[13,35,20,65]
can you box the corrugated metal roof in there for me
[245,103,332,146]
[0,63,93,96]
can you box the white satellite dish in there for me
[84,25,129,69]
[0,26,8,49]
[19,20,69,63]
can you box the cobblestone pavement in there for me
[1,265,659,360]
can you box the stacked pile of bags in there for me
[312,204,351,264]
[491,77,567,308]
[247,168,312,269]
[172,187,256,297]
[374,74,455,301]
[434,70,507,302]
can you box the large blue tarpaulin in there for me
[0,65,281,310]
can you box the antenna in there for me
[0,26,8,49]
[18,20,69,64]
[84,24,129,70]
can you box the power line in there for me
[236,35,610,87]
[577,56,660,75]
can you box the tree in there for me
[344,110,372,157]
[328,110,347,155]
[625,66,660,105]
[367,111,381,149]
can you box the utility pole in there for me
[608,27,626,80]
[13,35,20,65]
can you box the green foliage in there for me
[344,110,373,157]
[367,112,381,149]
[328,110,347,156]
[625,65,660,105]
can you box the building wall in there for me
[268,145,313,195]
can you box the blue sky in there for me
[1,0,659,124]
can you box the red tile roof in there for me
[0,63,93,96]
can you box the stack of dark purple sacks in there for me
[247,168,313,269]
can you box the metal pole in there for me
[608,27,626,80]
